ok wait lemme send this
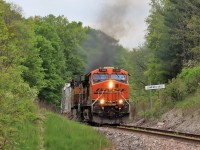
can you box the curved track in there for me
[103,124,200,144]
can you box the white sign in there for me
[145,84,165,90]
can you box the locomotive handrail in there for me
[119,91,131,112]
[119,91,130,105]
[91,90,105,112]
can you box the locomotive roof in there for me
[85,67,129,77]
[94,67,127,73]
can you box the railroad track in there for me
[103,124,200,144]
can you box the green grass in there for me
[44,112,111,150]
[14,120,40,150]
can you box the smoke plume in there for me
[97,0,135,40]
[84,30,118,73]
[84,0,140,73]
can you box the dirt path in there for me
[38,110,46,150]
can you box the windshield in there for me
[111,74,127,83]
[93,74,109,83]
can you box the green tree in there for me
[33,18,64,104]
[32,15,87,104]
[146,0,176,83]
[0,1,38,148]
[146,0,200,83]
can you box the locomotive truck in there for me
[61,67,130,124]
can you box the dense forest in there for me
[1,0,200,148]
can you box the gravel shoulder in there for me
[96,108,200,150]
[95,127,200,150]
[131,108,200,135]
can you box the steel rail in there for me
[103,125,200,143]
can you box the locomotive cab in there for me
[90,67,130,124]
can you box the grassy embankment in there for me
[175,91,200,109]
[12,110,111,150]
[14,120,40,150]
[43,112,111,150]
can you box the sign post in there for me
[145,84,165,110]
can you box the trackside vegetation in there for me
[43,112,111,150]
[15,120,40,150]
[128,0,200,117]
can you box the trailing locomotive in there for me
[61,67,130,124]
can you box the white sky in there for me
[5,0,150,50]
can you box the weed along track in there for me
[94,125,200,150]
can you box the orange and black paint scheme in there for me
[70,67,130,124]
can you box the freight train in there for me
[61,67,130,124]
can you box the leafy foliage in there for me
[31,15,88,104]
[135,0,200,116]
[0,68,38,149]
[0,1,38,148]
[146,0,200,83]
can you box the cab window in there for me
[111,74,127,83]
[93,74,109,83]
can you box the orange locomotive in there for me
[71,67,130,124]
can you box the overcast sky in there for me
[5,0,150,50]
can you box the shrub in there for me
[179,66,200,93]
[0,68,38,149]
[161,78,188,102]
[159,65,200,111]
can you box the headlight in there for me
[100,99,105,105]
[119,99,123,104]
[108,81,113,89]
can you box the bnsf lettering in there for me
[94,88,125,94]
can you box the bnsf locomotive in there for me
[61,67,130,124]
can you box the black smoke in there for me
[83,29,119,73]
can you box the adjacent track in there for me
[103,124,200,144]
